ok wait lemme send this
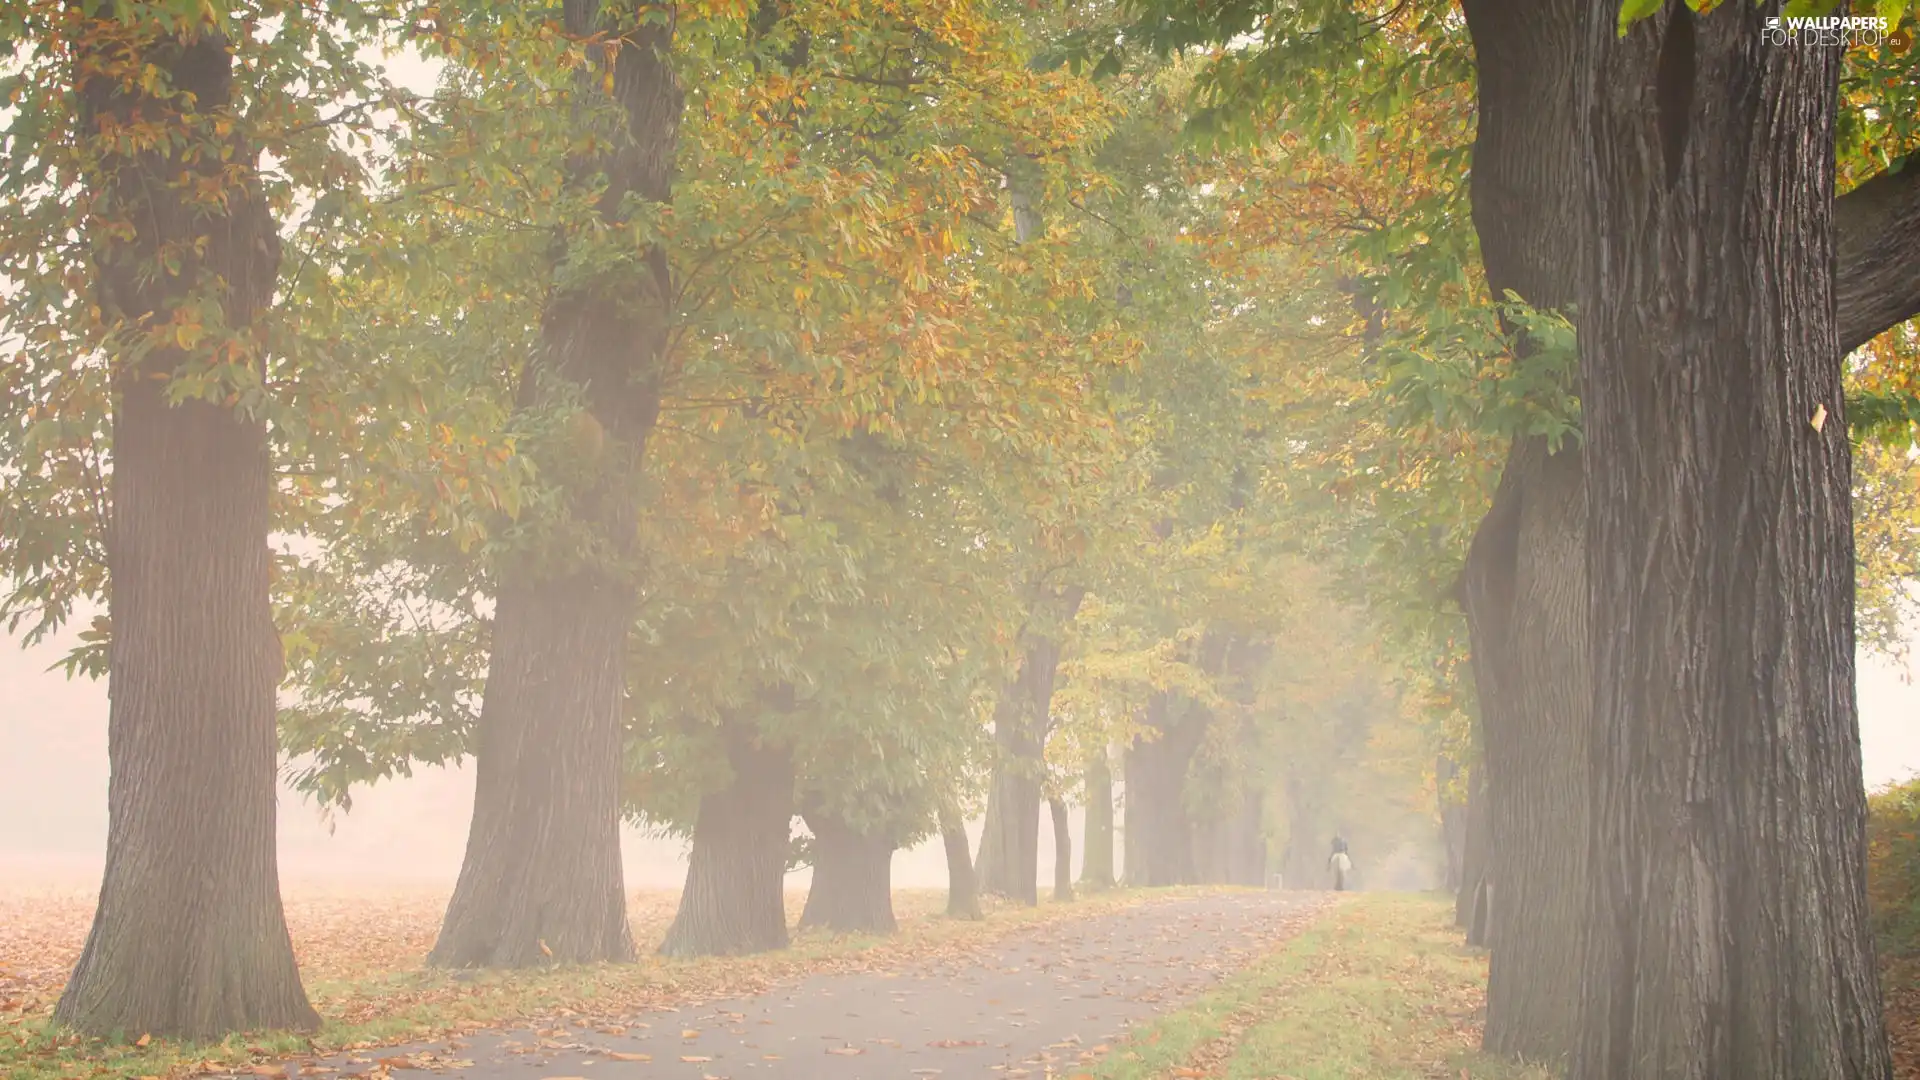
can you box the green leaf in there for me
[1618,0,1665,37]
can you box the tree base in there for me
[799,813,897,934]
[660,730,794,958]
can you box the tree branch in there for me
[1836,159,1920,354]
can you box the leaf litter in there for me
[0,882,1167,1080]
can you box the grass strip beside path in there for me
[2,885,1183,1080]
[1087,891,1555,1080]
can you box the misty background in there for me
[6,615,1919,893]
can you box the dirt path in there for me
[283,890,1332,1080]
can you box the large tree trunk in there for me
[1080,750,1116,891]
[1049,797,1074,902]
[1453,0,1592,1057]
[799,811,896,935]
[429,577,637,967]
[1122,692,1208,887]
[54,18,318,1039]
[1572,6,1888,1076]
[434,1,682,968]
[661,727,794,957]
[1461,438,1590,1058]
[939,803,982,920]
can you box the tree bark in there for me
[434,0,682,968]
[1573,6,1888,1076]
[975,694,1043,905]
[1456,762,1492,939]
[1453,0,1592,1058]
[1080,750,1116,891]
[1049,796,1074,902]
[939,803,982,920]
[1835,156,1920,354]
[976,587,1082,905]
[1438,756,1468,895]
[799,811,896,935]
[54,16,318,1039]
[660,726,795,957]
[1461,439,1590,1060]
[1122,692,1208,887]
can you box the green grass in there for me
[1087,892,1556,1080]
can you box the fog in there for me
[0,624,1062,892]
[6,617,1919,893]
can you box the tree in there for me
[1571,4,1889,1075]
[426,0,685,969]
[1079,748,1118,890]
[1100,0,1920,1063]
[33,7,321,1038]
[2,0,399,1038]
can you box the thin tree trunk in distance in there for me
[1574,6,1888,1075]
[939,803,982,920]
[977,587,1082,904]
[434,0,682,968]
[799,812,897,934]
[1438,756,1467,895]
[976,696,1043,905]
[1459,765,1492,946]
[660,728,795,957]
[53,17,317,1039]
[1080,750,1116,891]
[1050,797,1074,902]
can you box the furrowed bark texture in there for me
[660,729,795,957]
[939,803,982,920]
[55,19,318,1039]
[1456,0,1592,1059]
[1573,5,1888,1077]
[799,811,897,934]
[1835,157,1920,353]
[1461,439,1590,1058]
[432,1,682,968]
[1080,751,1116,890]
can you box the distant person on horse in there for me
[1328,836,1352,892]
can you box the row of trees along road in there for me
[2,0,1447,1041]
[5,0,1920,1073]
[1085,0,1920,1074]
